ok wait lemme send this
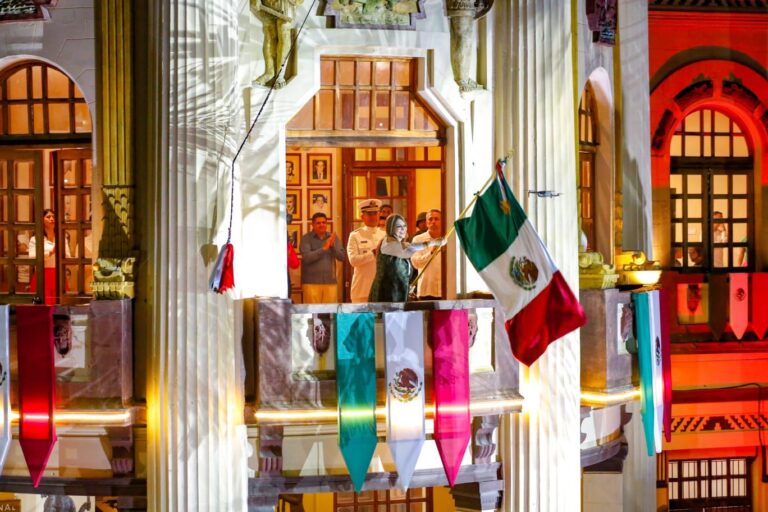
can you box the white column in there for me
[144,1,247,510]
[493,1,581,510]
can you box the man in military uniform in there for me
[347,199,385,302]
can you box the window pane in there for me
[9,104,30,134]
[357,91,371,130]
[7,69,27,100]
[731,459,745,474]
[670,174,682,194]
[33,103,44,134]
[354,149,372,161]
[427,146,441,160]
[393,91,409,130]
[0,230,7,257]
[733,199,748,218]
[702,135,712,157]
[48,103,71,133]
[410,488,426,499]
[358,491,374,502]
[316,90,334,130]
[0,162,6,188]
[83,159,92,186]
[688,223,702,243]
[31,65,42,99]
[14,161,34,188]
[703,109,712,131]
[733,223,747,242]
[375,149,392,161]
[391,504,406,512]
[712,199,728,218]
[15,230,32,258]
[674,223,682,242]
[683,461,696,478]
[685,111,700,131]
[684,136,701,157]
[687,199,702,218]
[714,111,729,133]
[375,176,390,197]
[84,264,93,293]
[47,68,70,98]
[700,460,708,476]
[700,480,709,498]
[0,196,6,223]
[732,175,747,195]
[83,229,92,259]
[669,481,678,500]
[338,61,355,86]
[0,263,8,293]
[712,459,727,475]
[16,264,33,292]
[64,265,78,294]
[83,194,92,222]
[62,160,77,188]
[15,195,34,223]
[337,492,354,504]
[393,61,410,86]
[733,137,748,157]
[713,247,728,268]
[64,230,78,258]
[74,103,91,133]
[670,135,682,157]
[410,504,426,512]
[320,60,335,85]
[339,91,355,130]
[714,135,730,157]
[687,175,702,194]
[712,175,727,194]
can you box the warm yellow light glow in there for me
[11,410,132,425]
[253,398,525,423]
[627,270,662,285]
[580,388,641,405]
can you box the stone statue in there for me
[445,0,494,93]
[251,0,305,88]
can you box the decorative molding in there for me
[0,0,54,22]
[258,425,283,475]
[324,0,426,30]
[652,109,677,152]
[106,426,134,477]
[92,257,136,299]
[722,79,761,112]
[472,415,499,464]
[671,414,768,433]
[673,80,713,111]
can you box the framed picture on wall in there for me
[308,154,332,185]
[286,153,301,186]
[309,189,332,218]
[286,190,301,221]
[287,224,301,250]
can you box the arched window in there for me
[0,61,92,138]
[578,82,599,251]
[669,108,751,271]
[0,61,92,303]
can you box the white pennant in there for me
[384,311,426,490]
[0,305,10,473]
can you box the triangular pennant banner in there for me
[17,305,57,487]
[432,309,470,486]
[752,273,768,339]
[0,306,10,473]
[384,311,426,491]
[708,274,729,340]
[336,313,377,493]
[729,273,749,340]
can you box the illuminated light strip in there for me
[253,398,525,422]
[10,410,132,425]
[580,388,641,405]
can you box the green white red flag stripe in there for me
[454,164,586,366]
[0,306,9,473]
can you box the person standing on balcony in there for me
[369,214,445,302]
[347,199,385,302]
[411,209,444,300]
[300,213,346,303]
[30,209,69,305]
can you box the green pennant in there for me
[336,312,378,493]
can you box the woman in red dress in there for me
[30,209,68,305]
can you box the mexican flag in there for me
[455,166,586,366]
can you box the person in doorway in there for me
[411,209,444,300]
[712,211,728,267]
[378,203,393,228]
[347,199,385,302]
[30,209,70,304]
[688,246,705,267]
[410,211,427,241]
[369,214,445,302]
[300,213,346,303]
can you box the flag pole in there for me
[409,165,502,293]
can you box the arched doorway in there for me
[0,60,93,304]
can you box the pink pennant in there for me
[659,289,672,443]
[729,273,749,340]
[16,305,57,487]
[431,309,470,487]
[751,273,768,339]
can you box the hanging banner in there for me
[729,273,749,340]
[708,274,729,340]
[16,305,57,487]
[336,312,377,493]
[659,289,672,443]
[432,309,470,486]
[633,291,663,455]
[384,311,426,491]
[752,273,768,339]
[0,306,10,473]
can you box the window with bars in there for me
[578,82,598,252]
[0,61,92,139]
[668,458,750,510]
[334,487,432,512]
[669,109,752,272]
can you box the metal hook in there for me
[528,190,562,198]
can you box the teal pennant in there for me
[336,312,378,493]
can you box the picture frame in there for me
[308,154,332,185]
[286,153,301,186]
[287,224,301,250]
[309,189,332,218]
[286,190,301,221]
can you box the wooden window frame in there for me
[333,487,433,511]
[668,458,751,510]
[578,82,599,251]
[670,108,749,158]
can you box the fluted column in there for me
[94,0,136,299]
[141,1,247,510]
[493,1,581,510]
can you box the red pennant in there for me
[431,309,470,487]
[751,273,768,339]
[208,243,235,293]
[729,273,749,340]
[659,289,672,443]
[16,305,57,487]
